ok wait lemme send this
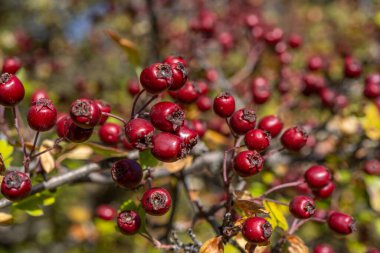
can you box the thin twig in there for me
[101,112,127,125]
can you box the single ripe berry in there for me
[281,126,308,151]
[30,89,49,105]
[56,114,69,138]
[213,92,235,118]
[196,95,212,111]
[150,101,185,132]
[98,122,121,145]
[219,32,234,52]
[140,63,173,94]
[264,27,283,45]
[127,79,141,96]
[186,119,207,138]
[111,159,143,189]
[96,204,116,220]
[170,81,200,104]
[93,99,111,125]
[125,118,154,150]
[197,81,209,95]
[304,165,331,189]
[0,73,25,107]
[1,171,32,201]
[245,14,259,28]
[258,115,283,137]
[307,56,323,71]
[122,137,134,151]
[289,196,316,219]
[313,244,334,253]
[234,150,264,177]
[344,56,362,78]
[251,77,271,104]
[313,181,335,199]
[141,187,172,216]
[151,132,183,162]
[205,68,218,83]
[244,129,270,152]
[70,98,101,129]
[63,117,94,143]
[176,126,198,154]
[229,108,256,135]
[2,57,21,74]
[288,34,302,48]
[242,217,272,243]
[328,212,355,235]
[363,159,380,175]
[27,98,57,132]
[302,73,326,95]
[163,55,187,67]
[117,210,141,235]
[364,82,380,99]
[163,56,188,91]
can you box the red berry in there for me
[27,98,57,132]
[304,165,331,189]
[205,69,218,83]
[117,210,141,235]
[251,77,271,104]
[70,98,101,129]
[93,99,111,125]
[318,88,335,108]
[125,118,154,150]
[258,115,283,137]
[1,171,31,201]
[242,217,272,243]
[140,63,173,94]
[30,89,48,105]
[163,57,188,91]
[281,126,308,151]
[196,95,212,111]
[63,117,94,143]
[234,150,264,177]
[151,132,183,162]
[98,122,121,145]
[170,81,200,104]
[365,73,380,85]
[141,187,172,216]
[122,137,134,151]
[264,27,283,45]
[289,195,316,219]
[2,57,22,74]
[288,34,302,48]
[150,101,185,132]
[96,204,116,220]
[313,181,335,199]
[302,74,325,96]
[218,32,234,52]
[363,160,380,175]
[111,159,143,189]
[213,92,235,118]
[307,56,324,71]
[245,14,259,28]
[196,81,209,95]
[0,73,25,107]
[186,119,207,138]
[56,114,69,138]
[175,126,198,154]
[127,79,141,96]
[367,249,380,253]
[344,56,362,78]
[364,82,380,99]
[313,244,334,253]
[229,109,256,135]
[328,212,355,235]
[244,129,270,152]
[163,56,187,67]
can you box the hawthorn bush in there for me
[0,1,380,253]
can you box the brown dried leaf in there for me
[0,154,5,174]
[0,212,13,226]
[287,235,309,253]
[40,146,55,173]
[235,199,268,216]
[200,236,224,253]
[161,156,193,173]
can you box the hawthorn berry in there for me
[0,73,25,107]
[234,150,264,177]
[245,14,259,28]
[140,63,173,94]
[150,101,185,132]
[125,118,154,150]
[344,56,362,78]
[30,89,49,105]
[304,165,331,189]
[127,79,141,96]
[196,81,208,95]
[364,82,380,99]
[264,27,283,45]
[70,98,101,129]
[96,204,116,220]
[63,117,94,143]
[27,98,57,132]
[302,73,325,95]
[196,95,212,111]
[176,125,199,153]
[186,119,207,138]
[151,132,183,162]
[281,126,308,151]
[289,195,316,219]
[205,69,218,83]
[122,137,134,151]
[111,159,143,189]
[242,217,272,243]
[163,55,187,67]
[244,129,270,152]
[56,114,69,138]
[367,249,380,253]
[218,32,234,52]
[93,99,111,125]
[141,187,172,216]
[313,181,335,199]
[363,159,380,175]
[258,115,283,137]
[229,108,256,135]
[328,212,355,235]
[307,56,324,71]
[288,34,302,48]
[170,81,200,104]
[163,56,188,91]
[251,77,271,104]
[117,210,141,235]
[213,92,235,118]
[2,57,22,74]
[313,244,334,253]
[1,171,31,201]
[98,122,121,145]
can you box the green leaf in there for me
[86,142,129,157]
[139,149,159,169]
[12,192,56,217]
[0,140,14,168]
[263,200,289,231]
[137,204,147,233]
[364,175,380,213]
[106,30,141,68]
[118,199,136,213]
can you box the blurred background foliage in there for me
[1,0,380,252]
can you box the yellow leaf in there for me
[39,146,55,173]
[203,130,230,148]
[364,175,380,213]
[161,156,193,173]
[287,235,309,253]
[360,104,380,140]
[263,200,288,231]
[67,206,91,223]
[200,236,224,253]
[62,145,93,160]
[0,212,13,226]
